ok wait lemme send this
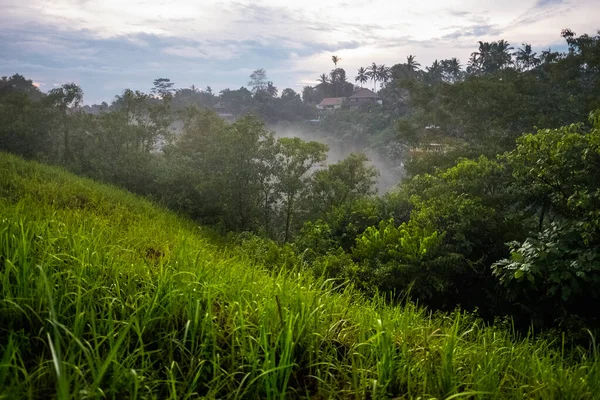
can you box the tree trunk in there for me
[284,194,294,243]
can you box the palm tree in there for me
[377,64,391,88]
[317,73,329,85]
[332,55,341,68]
[266,81,278,97]
[317,73,329,97]
[467,53,480,75]
[406,55,421,72]
[441,58,462,82]
[367,63,379,91]
[472,41,491,72]
[492,40,513,70]
[475,40,513,72]
[355,67,368,88]
[426,60,442,83]
[514,43,540,71]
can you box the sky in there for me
[0,0,597,104]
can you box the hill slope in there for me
[0,152,599,399]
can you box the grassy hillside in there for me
[0,152,599,399]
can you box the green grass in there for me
[0,151,599,399]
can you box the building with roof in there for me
[348,88,382,107]
[316,97,344,111]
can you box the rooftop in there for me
[349,88,380,99]
[318,97,345,106]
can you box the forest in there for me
[2,29,600,330]
[1,27,600,398]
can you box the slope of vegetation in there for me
[1,152,599,399]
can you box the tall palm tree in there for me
[406,55,421,72]
[367,63,379,91]
[332,55,341,68]
[355,67,368,88]
[377,64,391,88]
[330,56,343,97]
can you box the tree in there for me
[332,55,341,68]
[540,47,562,65]
[0,90,52,157]
[0,74,43,100]
[249,69,268,93]
[377,65,391,88]
[276,137,328,242]
[45,83,84,163]
[329,68,352,97]
[222,115,275,230]
[514,43,540,71]
[302,86,322,105]
[266,81,278,97]
[111,89,172,154]
[317,73,329,87]
[367,63,379,91]
[472,40,513,73]
[441,58,462,83]
[151,78,175,98]
[281,88,298,101]
[466,53,480,75]
[218,87,254,115]
[355,67,369,88]
[167,107,229,221]
[406,55,421,72]
[425,60,443,84]
[310,153,378,214]
[317,73,330,97]
[493,111,600,323]
[493,40,514,70]
[256,133,280,237]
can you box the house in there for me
[348,88,382,106]
[317,97,344,111]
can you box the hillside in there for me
[0,152,599,399]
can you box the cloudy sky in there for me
[1,0,597,104]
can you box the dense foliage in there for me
[1,153,599,399]
[2,30,600,331]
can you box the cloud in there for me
[1,0,598,103]
[442,24,502,40]
[534,0,565,7]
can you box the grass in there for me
[0,151,599,399]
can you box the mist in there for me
[269,123,405,193]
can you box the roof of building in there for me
[318,97,345,106]
[349,88,380,99]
